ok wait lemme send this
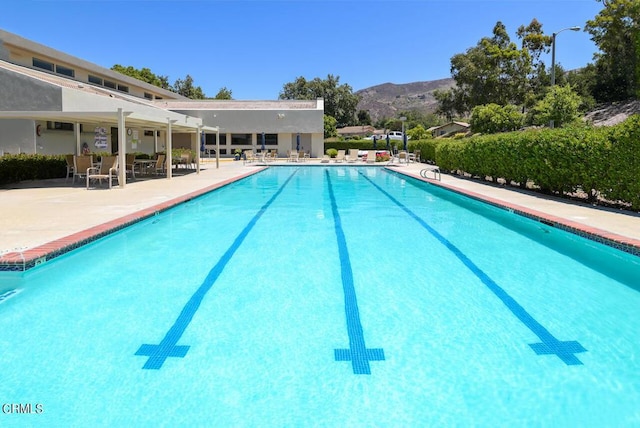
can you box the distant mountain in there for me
[355,78,455,122]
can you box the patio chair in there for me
[73,155,94,184]
[408,150,421,163]
[243,150,256,164]
[86,156,118,189]
[287,150,298,162]
[65,154,75,182]
[154,154,166,176]
[320,154,331,163]
[125,153,137,180]
[334,150,346,163]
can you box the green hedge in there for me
[435,116,640,210]
[0,154,67,185]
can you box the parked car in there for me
[386,131,410,140]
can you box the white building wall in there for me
[0,119,36,155]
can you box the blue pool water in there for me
[1,166,640,426]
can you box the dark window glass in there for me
[231,133,252,145]
[117,84,129,93]
[104,80,116,89]
[144,92,153,100]
[46,121,74,131]
[263,133,278,146]
[55,64,75,77]
[32,58,54,72]
[88,75,102,85]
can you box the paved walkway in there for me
[1,158,639,270]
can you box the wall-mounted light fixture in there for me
[277,113,285,119]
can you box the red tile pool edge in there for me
[0,168,266,272]
[393,169,640,258]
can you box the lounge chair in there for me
[320,154,331,163]
[287,150,298,162]
[86,156,118,189]
[73,155,93,184]
[347,149,359,163]
[366,150,377,164]
[334,150,346,163]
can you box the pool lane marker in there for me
[136,169,299,370]
[361,172,587,366]
[326,170,385,374]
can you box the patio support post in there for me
[166,119,176,179]
[75,122,81,155]
[215,129,220,169]
[196,126,202,174]
[117,108,127,188]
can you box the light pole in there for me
[550,26,580,128]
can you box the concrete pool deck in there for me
[1,158,639,270]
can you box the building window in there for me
[104,80,116,89]
[88,75,103,85]
[117,84,129,93]
[231,133,252,145]
[32,58,54,72]
[46,121,74,131]
[55,64,75,77]
[263,133,278,146]
[144,92,153,100]
[155,96,163,100]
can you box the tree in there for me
[111,64,170,89]
[172,75,205,99]
[357,110,372,126]
[214,87,233,100]
[279,75,360,127]
[406,124,430,140]
[324,114,337,138]
[470,103,524,134]
[585,0,640,101]
[527,84,582,127]
[448,22,531,109]
[516,19,553,110]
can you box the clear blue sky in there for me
[1,0,603,100]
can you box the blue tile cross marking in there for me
[326,170,385,374]
[362,172,586,365]
[135,169,299,369]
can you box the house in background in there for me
[430,121,470,137]
[336,125,375,138]
[0,29,324,164]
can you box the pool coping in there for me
[392,168,640,258]
[0,168,266,272]
[2,164,639,272]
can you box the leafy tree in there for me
[470,103,524,134]
[527,84,582,127]
[279,75,360,127]
[324,115,337,138]
[172,75,205,99]
[214,87,233,100]
[516,19,553,110]
[448,22,531,110]
[406,124,431,140]
[585,0,640,101]
[111,64,171,89]
[357,109,372,125]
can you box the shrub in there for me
[326,148,338,158]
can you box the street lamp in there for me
[550,26,580,128]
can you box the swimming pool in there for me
[1,166,639,426]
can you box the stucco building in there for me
[0,29,324,171]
